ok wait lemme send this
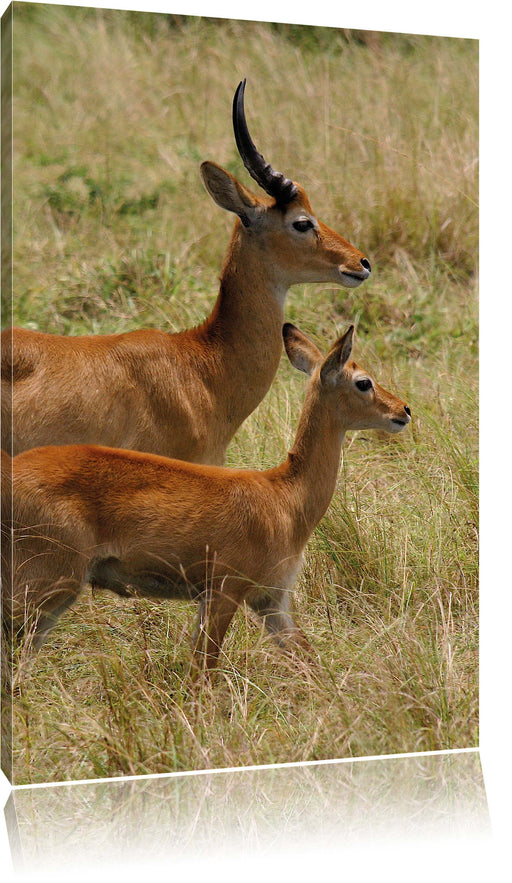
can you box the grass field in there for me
[3,4,478,784]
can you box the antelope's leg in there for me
[192,584,240,673]
[32,593,80,651]
[247,589,316,658]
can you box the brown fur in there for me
[2,326,409,672]
[1,165,370,463]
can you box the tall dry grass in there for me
[3,4,478,784]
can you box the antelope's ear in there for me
[200,161,264,227]
[320,325,355,387]
[282,323,323,376]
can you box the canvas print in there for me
[1,3,478,785]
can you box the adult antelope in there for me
[2,325,410,672]
[1,80,370,464]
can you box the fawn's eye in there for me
[293,218,314,233]
[356,378,373,392]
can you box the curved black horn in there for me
[232,79,298,204]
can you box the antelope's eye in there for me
[293,218,314,233]
[356,378,373,392]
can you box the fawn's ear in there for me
[320,325,355,387]
[200,161,265,227]
[282,323,323,376]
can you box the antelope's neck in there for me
[279,383,347,541]
[199,229,288,424]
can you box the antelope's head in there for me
[200,80,371,291]
[283,323,411,434]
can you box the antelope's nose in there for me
[361,258,371,275]
[404,405,411,419]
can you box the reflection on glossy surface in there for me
[5,750,489,874]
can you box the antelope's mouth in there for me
[392,418,408,427]
[338,266,372,288]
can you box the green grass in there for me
[4,4,478,784]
